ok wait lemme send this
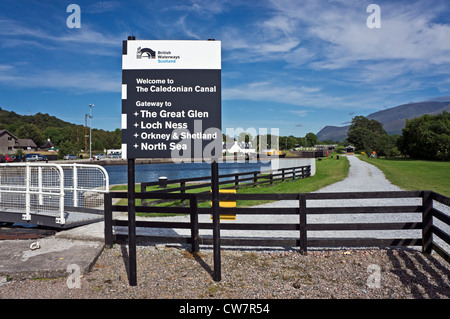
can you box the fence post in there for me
[104,193,113,248]
[23,163,31,221]
[73,164,78,207]
[299,193,307,255]
[253,172,258,186]
[235,175,239,189]
[422,191,433,254]
[180,181,186,203]
[282,168,285,182]
[190,194,199,253]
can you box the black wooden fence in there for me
[140,165,311,197]
[104,189,450,285]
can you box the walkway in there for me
[317,155,401,192]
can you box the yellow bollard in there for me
[210,189,236,220]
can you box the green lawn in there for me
[358,156,450,197]
[110,155,350,215]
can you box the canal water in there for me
[104,161,271,185]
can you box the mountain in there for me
[317,101,450,142]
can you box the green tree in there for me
[57,140,78,159]
[16,123,45,147]
[305,132,319,147]
[397,112,450,161]
[346,116,397,155]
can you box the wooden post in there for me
[190,194,199,253]
[127,158,137,286]
[104,193,113,248]
[253,172,258,186]
[211,160,221,282]
[422,191,433,254]
[235,175,239,189]
[299,193,307,255]
[180,180,186,203]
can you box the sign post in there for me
[211,158,221,281]
[121,37,222,285]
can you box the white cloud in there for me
[223,80,348,109]
[85,2,121,13]
[288,110,309,117]
[0,18,122,52]
[0,68,120,93]
[265,0,450,72]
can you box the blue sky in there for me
[1,0,450,138]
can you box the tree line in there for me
[346,112,450,161]
[4,107,447,161]
[0,108,121,158]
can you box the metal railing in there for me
[0,163,109,225]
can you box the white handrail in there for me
[0,162,109,225]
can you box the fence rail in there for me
[105,191,450,255]
[105,189,450,285]
[140,165,311,198]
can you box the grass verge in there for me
[358,156,450,197]
[110,155,350,215]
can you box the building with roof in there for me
[0,129,38,154]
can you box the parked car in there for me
[0,155,6,163]
[93,153,106,160]
[63,154,78,160]
[5,155,16,162]
[26,155,44,162]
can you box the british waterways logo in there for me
[136,46,180,64]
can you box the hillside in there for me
[0,107,121,152]
[317,101,450,142]
[0,108,74,130]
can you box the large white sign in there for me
[121,39,222,160]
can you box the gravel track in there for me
[1,245,449,299]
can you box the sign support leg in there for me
[211,159,221,282]
[128,158,137,286]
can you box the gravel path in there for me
[1,246,449,299]
[1,155,449,300]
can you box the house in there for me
[41,139,55,150]
[222,141,256,154]
[0,129,38,154]
[0,130,20,154]
[345,145,355,155]
[18,139,38,151]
